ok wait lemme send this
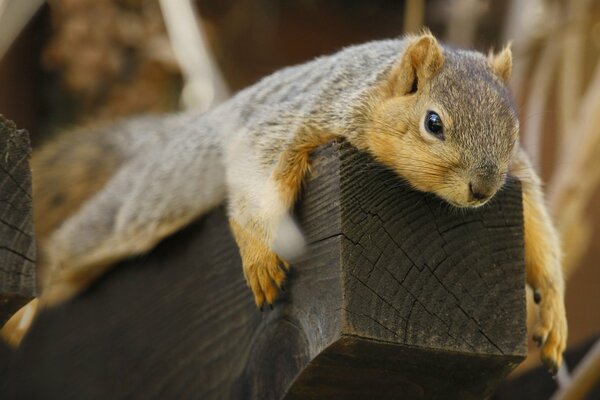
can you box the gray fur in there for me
[431,48,518,172]
[45,37,514,282]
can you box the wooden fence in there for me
[1,122,526,399]
[0,116,36,323]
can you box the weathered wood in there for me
[0,116,36,324]
[6,141,526,399]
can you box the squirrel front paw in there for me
[229,218,290,308]
[243,249,289,309]
[532,289,567,374]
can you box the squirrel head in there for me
[365,33,519,208]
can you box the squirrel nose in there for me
[469,180,494,201]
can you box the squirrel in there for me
[1,32,566,373]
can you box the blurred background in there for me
[0,0,599,398]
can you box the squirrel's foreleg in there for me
[510,147,567,374]
[229,219,290,308]
[227,127,334,308]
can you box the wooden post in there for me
[0,116,36,324]
[6,141,526,399]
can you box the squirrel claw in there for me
[243,249,289,310]
[279,258,290,271]
[542,355,559,376]
[532,334,544,348]
[533,294,567,375]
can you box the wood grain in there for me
[0,115,36,324]
[5,141,526,399]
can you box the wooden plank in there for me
[0,115,36,324]
[6,141,526,399]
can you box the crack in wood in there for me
[0,245,36,264]
[0,161,32,201]
[0,215,32,238]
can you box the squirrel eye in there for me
[424,111,444,140]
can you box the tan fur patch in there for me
[273,128,336,207]
[487,44,512,83]
[363,92,461,198]
[229,219,287,307]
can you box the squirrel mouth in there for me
[445,197,491,209]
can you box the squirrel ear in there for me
[389,33,445,95]
[487,44,512,83]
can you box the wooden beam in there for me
[0,115,36,324]
[6,141,526,399]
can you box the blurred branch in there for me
[0,0,45,61]
[549,59,600,276]
[551,339,600,400]
[521,35,559,170]
[445,0,489,47]
[558,0,588,149]
[503,0,546,100]
[403,0,424,34]
[158,0,229,111]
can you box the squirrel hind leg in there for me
[40,210,199,308]
[38,147,226,307]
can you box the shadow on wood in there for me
[0,115,36,324]
[6,141,526,399]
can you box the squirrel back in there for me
[31,39,403,239]
[33,34,517,240]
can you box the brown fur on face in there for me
[365,91,462,199]
[364,33,519,208]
